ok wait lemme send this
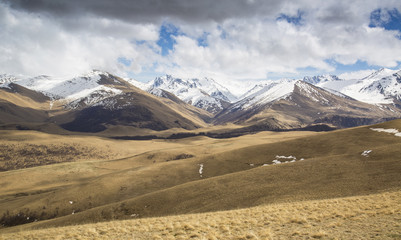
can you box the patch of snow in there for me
[276,155,296,160]
[198,163,204,178]
[370,128,401,137]
[361,150,372,157]
[272,160,282,164]
[267,155,304,166]
[370,128,399,134]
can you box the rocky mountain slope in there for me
[214,80,401,129]
[0,71,212,133]
[1,68,401,133]
[314,68,401,105]
[131,75,237,114]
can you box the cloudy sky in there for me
[1,0,401,82]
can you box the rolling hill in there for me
[1,119,400,233]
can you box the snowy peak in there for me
[303,75,342,85]
[313,68,401,104]
[362,68,398,80]
[0,74,19,89]
[237,79,295,110]
[10,70,128,109]
[359,70,401,102]
[146,75,237,113]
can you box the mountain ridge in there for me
[1,68,401,134]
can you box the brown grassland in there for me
[1,190,400,239]
[0,119,400,239]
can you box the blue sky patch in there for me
[118,57,132,67]
[369,8,401,33]
[276,10,304,26]
[197,32,209,47]
[157,23,182,56]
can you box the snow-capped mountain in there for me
[139,75,237,114]
[15,70,123,107]
[315,68,401,105]
[1,67,401,133]
[214,79,401,129]
[303,75,342,85]
[0,70,213,132]
[234,79,296,110]
[0,74,18,89]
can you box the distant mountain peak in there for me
[302,75,342,84]
[145,75,237,113]
[0,74,19,89]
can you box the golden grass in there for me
[0,128,320,227]
[0,119,400,236]
[1,190,400,240]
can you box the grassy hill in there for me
[1,190,400,239]
[0,119,400,237]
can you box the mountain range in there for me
[1,68,401,135]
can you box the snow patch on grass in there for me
[370,128,401,137]
[361,150,372,157]
[199,163,204,178]
[263,156,304,166]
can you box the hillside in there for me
[0,119,400,232]
[1,190,400,239]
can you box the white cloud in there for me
[1,0,401,82]
[161,1,401,81]
[0,2,160,78]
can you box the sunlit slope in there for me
[2,190,400,239]
[0,129,316,229]
[2,120,399,231]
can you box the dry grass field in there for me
[0,127,318,228]
[0,119,400,239]
[1,190,400,239]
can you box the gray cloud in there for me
[3,0,284,23]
